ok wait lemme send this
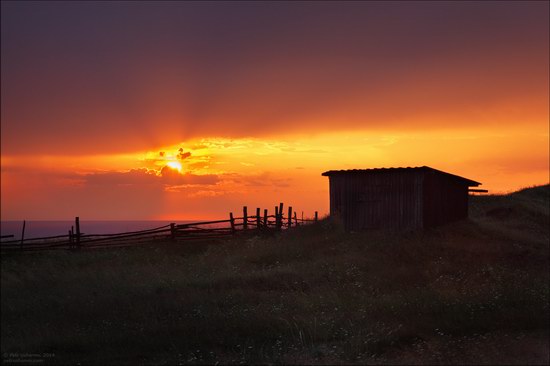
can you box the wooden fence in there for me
[0,204,319,252]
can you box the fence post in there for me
[75,217,81,249]
[275,207,279,229]
[294,212,298,226]
[170,223,176,240]
[278,203,284,230]
[256,208,261,229]
[288,206,292,228]
[243,206,248,231]
[20,220,26,251]
[314,211,318,223]
[229,212,235,234]
[263,209,268,227]
[68,230,73,248]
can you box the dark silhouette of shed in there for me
[322,166,483,231]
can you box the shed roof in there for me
[321,166,481,187]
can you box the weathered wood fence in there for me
[0,204,319,252]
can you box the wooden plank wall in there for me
[423,171,469,228]
[328,170,424,231]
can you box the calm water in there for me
[0,221,195,240]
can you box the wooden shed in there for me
[322,166,483,231]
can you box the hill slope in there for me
[1,185,549,364]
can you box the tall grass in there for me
[1,186,549,364]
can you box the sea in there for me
[0,220,197,240]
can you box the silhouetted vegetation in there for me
[1,185,549,364]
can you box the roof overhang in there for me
[321,166,481,187]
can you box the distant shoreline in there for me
[0,220,204,241]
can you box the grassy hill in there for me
[1,185,549,365]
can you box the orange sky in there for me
[2,129,547,220]
[1,2,548,220]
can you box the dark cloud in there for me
[84,169,158,185]
[226,172,292,188]
[144,149,191,164]
[177,151,191,160]
[159,166,218,185]
[85,168,218,186]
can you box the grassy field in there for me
[1,185,549,365]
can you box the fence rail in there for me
[1,204,319,252]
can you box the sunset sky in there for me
[1,1,548,220]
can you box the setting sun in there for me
[166,161,182,172]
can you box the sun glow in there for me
[166,161,182,172]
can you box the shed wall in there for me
[422,171,469,227]
[328,171,424,231]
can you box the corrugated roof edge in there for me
[321,166,481,186]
